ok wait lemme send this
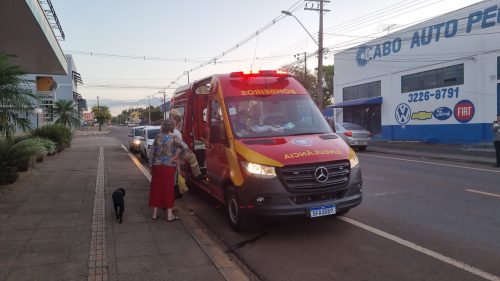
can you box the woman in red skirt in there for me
[148,119,184,221]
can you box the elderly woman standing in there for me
[148,119,184,221]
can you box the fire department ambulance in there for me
[171,70,362,231]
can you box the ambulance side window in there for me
[209,100,227,145]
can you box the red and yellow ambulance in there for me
[171,70,362,231]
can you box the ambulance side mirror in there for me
[327,119,336,133]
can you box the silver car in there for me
[139,126,161,161]
[335,122,371,151]
[128,126,147,153]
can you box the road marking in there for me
[465,189,500,199]
[88,147,108,281]
[121,144,250,281]
[121,144,151,181]
[360,153,500,173]
[339,216,500,281]
[372,190,412,197]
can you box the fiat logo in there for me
[314,167,329,183]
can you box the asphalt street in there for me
[113,125,500,281]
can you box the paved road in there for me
[112,126,500,281]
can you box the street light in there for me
[281,9,325,110]
[281,11,318,46]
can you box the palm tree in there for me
[53,99,81,129]
[0,52,37,140]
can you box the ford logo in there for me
[433,107,452,121]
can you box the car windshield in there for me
[342,123,365,131]
[225,95,331,139]
[147,129,160,139]
[134,128,144,136]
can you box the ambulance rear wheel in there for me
[226,189,246,232]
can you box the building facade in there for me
[25,54,85,127]
[331,1,500,144]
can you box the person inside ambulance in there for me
[234,108,283,137]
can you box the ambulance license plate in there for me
[309,204,336,218]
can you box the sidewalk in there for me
[0,135,248,281]
[366,141,497,166]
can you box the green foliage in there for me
[280,63,335,107]
[32,124,72,152]
[53,100,81,129]
[0,140,19,185]
[282,64,316,95]
[91,105,112,124]
[323,65,334,107]
[36,137,57,156]
[0,52,37,140]
[0,136,58,185]
[10,138,46,171]
[140,106,163,125]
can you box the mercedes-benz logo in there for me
[314,167,329,183]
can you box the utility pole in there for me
[158,90,166,120]
[186,71,190,84]
[147,96,152,125]
[97,96,101,132]
[294,52,307,75]
[305,0,330,110]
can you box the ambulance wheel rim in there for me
[228,196,239,224]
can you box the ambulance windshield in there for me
[225,95,332,139]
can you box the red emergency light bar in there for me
[230,69,289,78]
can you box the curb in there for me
[365,148,495,166]
[176,201,253,281]
[121,144,252,281]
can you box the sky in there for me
[51,0,483,115]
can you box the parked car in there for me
[335,122,371,151]
[139,126,161,161]
[128,126,147,153]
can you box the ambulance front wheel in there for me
[334,208,350,217]
[225,188,247,232]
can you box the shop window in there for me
[401,64,464,93]
[343,80,381,101]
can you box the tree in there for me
[281,64,316,96]
[140,106,163,125]
[53,100,80,129]
[281,63,335,108]
[0,52,37,140]
[91,105,111,125]
[323,65,334,107]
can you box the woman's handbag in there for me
[178,174,189,194]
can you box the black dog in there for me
[112,188,126,223]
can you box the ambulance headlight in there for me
[349,150,359,168]
[241,161,276,178]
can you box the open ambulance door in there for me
[205,80,229,202]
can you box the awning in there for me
[329,96,382,108]
[0,0,67,74]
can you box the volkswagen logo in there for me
[314,166,329,183]
[395,103,411,125]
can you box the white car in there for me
[139,126,161,161]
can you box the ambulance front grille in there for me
[277,161,350,193]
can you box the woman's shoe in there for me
[167,215,180,222]
[152,216,159,220]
